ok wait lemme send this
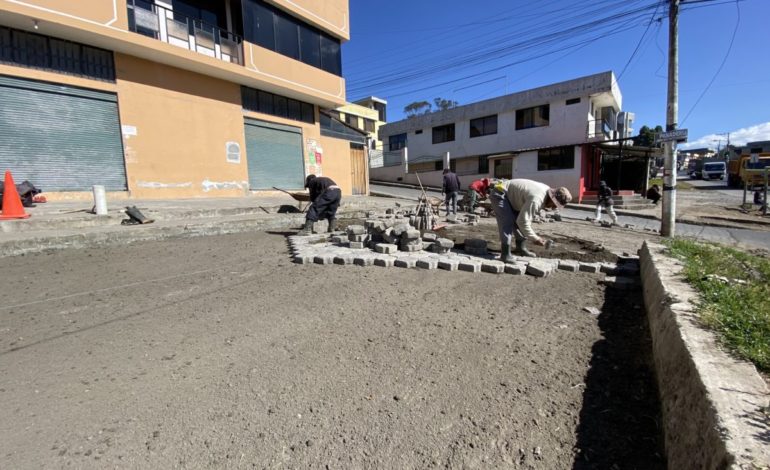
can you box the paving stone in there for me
[330,235,346,244]
[435,238,455,249]
[382,228,398,244]
[416,259,438,270]
[458,261,481,273]
[526,260,553,277]
[373,256,394,267]
[558,260,580,272]
[349,241,365,249]
[353,256,374,266]
[399,244,422,252]
[504,263,526,275]
[437,259,459,271]
[346,225,366,235]
[422,241,434,250]
[578,262,601,273]
[422,232,438,242]
[464,238,487,249]
[481,260,505,274]
[375,243,398,254]
[394,258,416,268]
[292,254,314,264]
[600,263,618,275]
[403,229,421,240]
[348,234,368,243]
[333,254,353,265]
[392,224,411,237]
[313,254,334,265]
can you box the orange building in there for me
[0,0,368,200]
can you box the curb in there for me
[640,241,769,468]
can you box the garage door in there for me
[244,118,305,190]
[0,75,127,191]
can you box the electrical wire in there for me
[617,0,664,81]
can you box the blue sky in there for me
[342,0,770,150]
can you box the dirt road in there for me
[0,231,664,468]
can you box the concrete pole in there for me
[92,185,108,215]
[661,0,679,237]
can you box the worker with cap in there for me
[467,178,489,212]
[298,174,341,235]
[486,178,572,261]
[594,180,618,225]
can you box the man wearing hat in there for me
[486,178,572,260]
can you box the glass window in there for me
[287,99,301,121]
[299,23,320,68]
[345,113,359,128]
[274,95,288,117]
[247,0,275,50]
[566,97,581,105]
[301,102,315,123]
[389,133,407,151]
[364,119,375,133]
[478,156,489,174]
[494,158,512,178]
[258,90,274,114]
[516,104,550,130]
[274,13,299,60]
[432,124,455,144]
[320,34,341,75]
[537,146,575,171]
[242,86,314,124]
[470,115,497,138]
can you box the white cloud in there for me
[681,122,770,150]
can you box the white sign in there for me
[121,125,137,137]
[657,129,688,143]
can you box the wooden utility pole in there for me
[661,0,679,237]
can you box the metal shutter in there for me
[244,118,305,190]
[0,75,126,191]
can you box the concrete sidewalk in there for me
[0,194,409,257]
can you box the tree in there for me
[634,125,663,147]
[433,97,459,111]
[403,101,431,118]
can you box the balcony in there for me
[587,119,615,142]
[126,0,243,66]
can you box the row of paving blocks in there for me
[289,218,641,284]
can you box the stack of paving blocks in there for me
[399,228,422,252]
[346,225,368,249]
[464,238,488,256]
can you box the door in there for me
[0,75,127,191]
[244,118,305,190]
[350,143,366,195]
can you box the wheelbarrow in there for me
[273,187,311,212]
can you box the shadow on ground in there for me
[572,283,667,469]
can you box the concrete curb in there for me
[640,241,769,469]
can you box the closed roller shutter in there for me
[0,75,126,191]
[244,118,305,190]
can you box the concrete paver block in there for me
[464,238,487,248]
[403,229,421,240]
[526,260,553,277]
[375,243,398,254]
[373,256,394,267]
[422,232,438,242]
[558,260,579,272]
[353,256,374,266]
[349,241,365,249]
[394,258,416,268]
[437,259,459,271]
[578,262,600,273]
[458,261,481,273]
[313,254,334,265]
[600,263,618,274]
[346,225,366,235]
[481,260,505,274]
[333,254,353,265]
[416,259,438,270]
[435,238,455,249]
[504,263,526,275]
[293,254,314,264]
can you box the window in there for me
[243,0,342,76]
[373,101,387,121]
[478,156,489,174]
[470,115,497,138]
[538,146,575,171]
[494,158,512,178]
[432,124,455,144]
[0,25,114,81]
[241,86,315,123]
[516,104,549,130]
[344,113,359,128]
[389,133,407,151]
[364,119,375,133]
[566,97,581,105]
[415,129,423,134]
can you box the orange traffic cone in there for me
[0,171,31,220]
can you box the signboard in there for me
[656,129,688,143]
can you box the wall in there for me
[513,147,582,197]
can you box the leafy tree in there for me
[433,97,459,111]
[634,125,664,147]
[404,101,431,118]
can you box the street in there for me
[0,231,664,468]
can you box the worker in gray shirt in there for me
[441,168,462,215]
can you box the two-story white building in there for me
[372,71,642,202]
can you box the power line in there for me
[617,0,664,81]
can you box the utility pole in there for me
[661,0,679,237]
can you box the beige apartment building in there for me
[0,0,368,200]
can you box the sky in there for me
[341,0,770,150]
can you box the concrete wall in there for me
[513,147,582,197]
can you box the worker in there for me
[441,168,462,215]
[594,181,618,225]
[467,178,489,212]
[646,184,661,205]
[487,178,572,260]
[298,174,341,235]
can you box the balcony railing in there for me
[587,119,615,141]
[126,0,243,66]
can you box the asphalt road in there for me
[0,231,665,468]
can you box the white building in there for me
[372,71,639,201]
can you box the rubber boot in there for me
[298,219,314,235]
[500,243,516,263]
[513,238,536,258]
[327,219,338,233]
[125,206,154,224]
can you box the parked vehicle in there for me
[727,154,770,188]
[688,159,703,178]
[699,161,726,180]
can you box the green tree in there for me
[634,125,664,147]
[404,101,431,118]
[433,97,459,111]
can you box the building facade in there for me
[0,0,367,200]
[372,71,637,201]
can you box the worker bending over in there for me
[594,181,618,225]
[299,174,341,235]
[467,178,489,212]
[486,178,571,260]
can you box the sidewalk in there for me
[0,194,408,257]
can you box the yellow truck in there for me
[727,153,770,188]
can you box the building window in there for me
[344,113,359,128]
[242,86,315,123]
[243,0,341,76]
[538,146,575,171]
[432,124,455,144]
[389,133,407,151]
[415,129,423,134]
[566,97,581,105]
[373,102,387,122]
[0,26,115,81]
[516,104,549,130]
[478,156,489,174]
[364,119,375,133]
[434,161,443,171]
[494,158,512,178]
[470,115,497,138]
